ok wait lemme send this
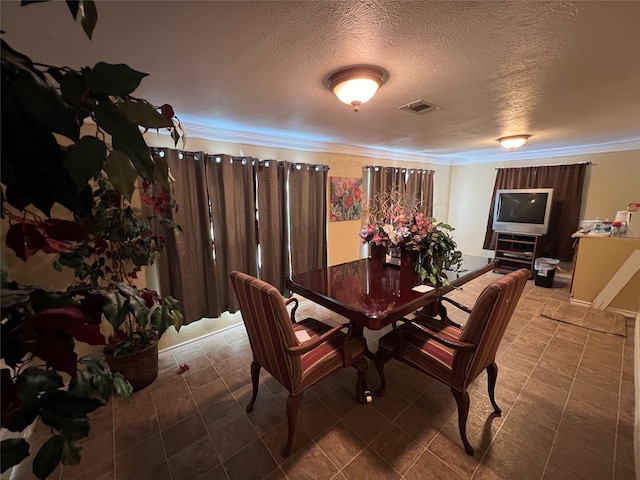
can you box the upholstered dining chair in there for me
[230,271,369,456]
[375,268,529,455]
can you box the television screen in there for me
[496,192,548,224]
[492,188,553,235]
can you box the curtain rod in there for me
[495,161,593,170]
[365,165,435,173]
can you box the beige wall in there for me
[449,149,640,257]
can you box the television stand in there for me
[493,232,542,279]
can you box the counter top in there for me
[572,232,640,239]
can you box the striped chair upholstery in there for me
[375,268,529,455]
[230,271,368,456]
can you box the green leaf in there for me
[60,441,81,467]
[80,0,97,40]
[1,438,30,473]
[112,373,132,402]
[39,390,103,417]
[90,371,113,400]
[102,291,128,331]
[78,355,107,375]
[103,150,137,201]
[60,71,85,99]
[64,136,106,192]
[40,413,90,442]
[30,291,81,312]
[4,401,39,433]
[94,101,154,179]
[10,76,80,142]
[117,101,174,129]
[68,370,92,398]
[16,367,63,401]
[64,0,80,19]
[128,294,149,328]
[84,63,148,97]
[33,435,64,480]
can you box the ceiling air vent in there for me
[397,100,441,115]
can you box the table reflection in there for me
[289,255,493,330]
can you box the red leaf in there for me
[176,364,190,375]
[28,307,106,345]
[32,333,79,376]
[41,237,74,254]
[94,239,108,254]
[160,104,175,119]
[140,289,159,308]
[42,219,88,242]
[6,223,44,261]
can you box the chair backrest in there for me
[453,269,529,384]
[229,271,301,391]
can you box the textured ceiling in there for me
[2,1,640,164]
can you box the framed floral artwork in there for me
[330,177,362,222]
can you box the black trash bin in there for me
[534,258,559,288]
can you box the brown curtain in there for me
[151,148,217,324]
[365,166,405,222]
[154,148,328,320]
[405,169,434,216]
[287,162,328,276]
[482,163,589,261]
[205,154,259,314]
[256,160,288,291]
[364,166,435,221]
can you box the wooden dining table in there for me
[286,254,495,333]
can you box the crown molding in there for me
[175,122,640,166]
[180,122,451,165]
[446,139,640,165]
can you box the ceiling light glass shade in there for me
[497,135,531,150]
[328,66,386,112]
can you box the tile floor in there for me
[6,272,637,480]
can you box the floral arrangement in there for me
[359,190,463,285]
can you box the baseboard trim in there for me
[159,322,243,353]
[569,298,638,318]
[635,311,639,479]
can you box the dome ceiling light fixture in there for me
[497,134,532,151]
[328,66,386,112]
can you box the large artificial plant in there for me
[1,1,185,477]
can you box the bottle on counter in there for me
[611,221,622,237]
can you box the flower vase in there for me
[370,244,387,266]
[400,248,419,280]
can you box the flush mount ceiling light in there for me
[328,66,386,112]
[497,135,532,151]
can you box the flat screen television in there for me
[492,188,554,235]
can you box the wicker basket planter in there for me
[105,341,159,391]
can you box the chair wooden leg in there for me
[486,362,502,415]
[353,357,369,403]
[246,361,261,413]
[283,392,303,457]
[451,387,474,456]
[374,350,392,396]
